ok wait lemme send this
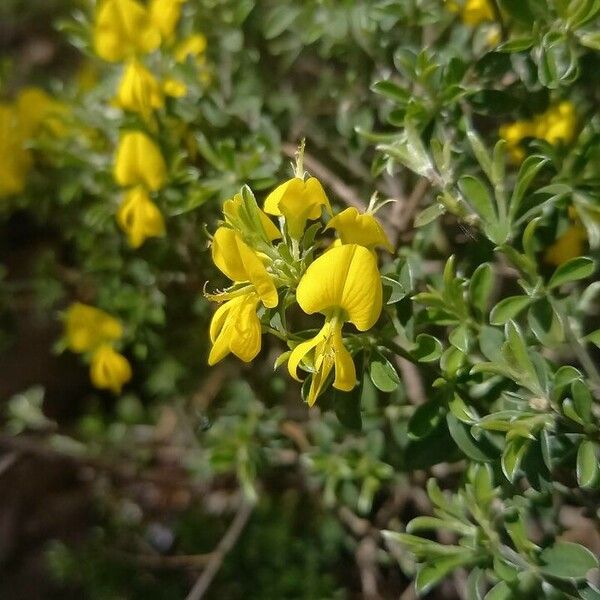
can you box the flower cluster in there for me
[64,303,132,393]
[205,152,392,406]
[93,0,208,248]
[500,101,577,162]
[0,88,66,198]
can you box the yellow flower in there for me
[326,207,393,252]
[94,0,160,63]
[114,131,167,191]
[0,104,32,198]
[163,78,187,98]
[545,224,587,266]
[499,120,536,162]
[264,177,332,239]
[209,227,278,308]
[288,244,383,406]
[90,344,132,393]
[149,0,185,42]
[535,101,577,145]
[65,303,123,353]
[16,87,67,138]
[115,59,164,119]
[175,34,207,63]
[117,186,165,248]
[208,292,262,365]
[461,0,494,25]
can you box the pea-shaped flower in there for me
[207,227,279,365]
[114,131,167,191]
[90,345,132,394]
[264,177,331,239]
[536,101,577,145]
[288,244,383,406]
[0,104,32,197]
[94,0,160,63]
[117,186,165,248]
[116,60,164,119]
[65,303,123,354]
[326,207,393,252]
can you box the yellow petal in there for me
[208,294,262,365]
[16,87,67,138]
[461,0,494,25]
[326,207,393,251]
[163,78,187,98]
[114,131,167,191]
[264,177,331,239]
[211,227,248,282]
[287,319,356,406]
[545,224,587,266]
[211,227,278,307]
[94,0,160,63]
[175,34,207,63]
[296,244,382,330]
[149,0,184,41]
[90,345,132,394]
[115,59,164,118]
[65,303,123,353]
[117,186,165,248]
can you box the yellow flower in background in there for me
[117,186,165,248]
[0,104,32,198]
[16,87,67,138]
[150,0,185,42]
[326,207,393,252]
[209,227,278,308]
[545,224,587,266]
[163,78,187,98]
[499,120,536,162]
[114,131,167,191]
[65,303,123,354]
[208,292,262,365]
[288,244,383,406]
[116,59,164,119]
[264,177,332,239]
[461,0,494,25]
[175,34,207,63]
[94,0,160,63]
[90,344,132,393]
[535,101,577,145]
[500,101,577,162]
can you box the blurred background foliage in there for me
[1,0,600,599]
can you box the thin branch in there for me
[185,500,254,600]
[0,451,19,477]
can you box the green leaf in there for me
[498,0,535,23]
[459,175,496,223]
[497,37,535,52]
[469,263,494,319]
[585,329,600,348]
[369,355,400,392]
[572,380,593,423]
[548,257,596,289]
[466,127,493,181]
[490,296,533,325]
[414,202,446,227]
[371,80,410,103]
[447,414,497,462]
[509,156,549,220]
[466,568,485,600]
[408,400,443,440]
[485,581,512,600]
[412,334,443,362]
[448,393,477,424]
[478,325,505,362]
[577,440,598,488]
[382,276,408,304]
[539,541,599,580]
[407,516,473,536]
[416,552,475,595]
[579,31,600,50]
[502,437,530,482]
[449,325,470,353]
[528,298,564,347]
